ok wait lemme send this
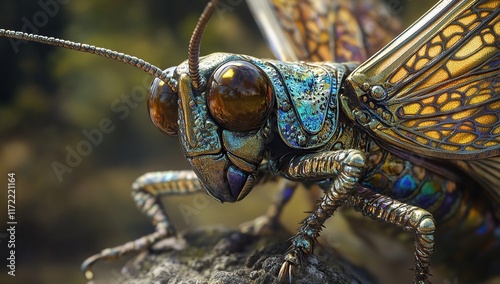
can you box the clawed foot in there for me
[82,229,172,281]
[278,259,296,283]
[277,250,301,283]
[82,245,127,281]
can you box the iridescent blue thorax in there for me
[253,60,348,149]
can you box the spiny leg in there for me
[82,170,203,280]
[272,149,366,283]
[347,186,435,284]
[240,178,299,235]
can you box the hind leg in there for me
[348,186,435,284]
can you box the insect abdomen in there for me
[361,141,500,272]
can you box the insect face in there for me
[147,54,274,202]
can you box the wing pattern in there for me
[346,0,500,159]
[246,0,402,62]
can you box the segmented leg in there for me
[82,170,202,280]
[347,186,435,284]
[240,179,299,235]
[272,149,366,283]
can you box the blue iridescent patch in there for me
[283,186,295,201]
[411,181,441,209]
[475,219,489,235]
[393,175,417,199]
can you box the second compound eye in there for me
[207,60,273,132]
[147,68,178,136]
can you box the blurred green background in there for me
[0,1,435,283]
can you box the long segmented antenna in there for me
[0,29,178,91]
[188,0,218,90]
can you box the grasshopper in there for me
[1,0,499,283]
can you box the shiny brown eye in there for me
[207,60,273,131]
[147,69,178,136]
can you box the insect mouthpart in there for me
[189,153,256,203]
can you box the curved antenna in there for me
[188,0,218,90]
[0,29,178,91]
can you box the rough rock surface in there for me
[120,226,373,284]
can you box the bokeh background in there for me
[0,1,440,283]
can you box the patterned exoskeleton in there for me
[1,0,499,283]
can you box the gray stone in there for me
[120,226,373,284]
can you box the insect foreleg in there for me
[81,170,203,280]
[347,186,435,284]
[271,149,366,283]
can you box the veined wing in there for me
[346,0,500,160]
[246,0,403,62]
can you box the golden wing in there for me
[345,0,500,160]
[246,0,403,62]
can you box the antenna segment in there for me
[188,0,218,90]
[0,29,178,91]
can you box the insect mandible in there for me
[1,0,499,283]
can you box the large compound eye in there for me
[147,68,178,136]
[207,61,273,131]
